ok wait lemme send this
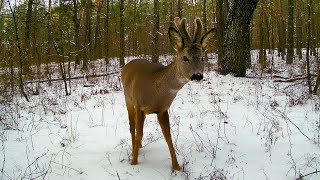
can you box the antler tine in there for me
[173,17,191,44]
[193,17,203,43]
[173,17,181,30]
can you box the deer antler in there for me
[174,17,191,44]
[192,17,203,43]
[173,17,204,44]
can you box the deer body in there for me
[122,59,186,114]
[121,18,216,170]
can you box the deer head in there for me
[169,17,217,82]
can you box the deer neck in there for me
[155,59,189,94]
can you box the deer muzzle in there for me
[191,73,203,81]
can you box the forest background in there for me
[0,0,319,109]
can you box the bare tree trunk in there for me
[24,0,34,76]
[152,0,160,63]
[295,0,302,60]
[170,0,175,26]
[287,0,294,64]
[275,0,285,60]
[83,0,92,71]
[73,0,80,68]
[259,1,266,69]
[132,0,138,55]
[8,1,29,101]
[119,0,125,67]
[46,0,53,85]
[202,0,207,33]
[104,0,110,72]
[216,0,224,73]
[306,0,312,94]
[94,0,102,59]
[178,0,182,19]
[221,0,258,77]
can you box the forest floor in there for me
[1,51,320,180]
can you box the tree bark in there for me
[72,0,80,68]
[119,0,125,67]
[24,0,34,75]
[152,0,160,63]
[170,0,175,26]
[295,0,302,60]
[104,0,110,71]
[287,0,294,64]
[306,0,312,94]
[275,0,285,60]
[83,0,92,71]
[259,1,266,69]
[202,0,207,33]
[216,0,224,73]
[178,0,182,19]
[221,0,258,77]
[94,0,102,59]
[8,1,29,101]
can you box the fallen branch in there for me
[24,72,120,84]
[274,76,307,83]
[296,170,320,180]
[273,74,317,83]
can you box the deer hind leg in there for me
[131,108,145,165]
[157,111,181,171]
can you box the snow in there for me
[1,53,320,180]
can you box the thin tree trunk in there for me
[216,0,224,73]
[83,0,92,71]
[73,0,80,68]
[46,0,53,85]
[24,0,34,75]
[56,0,69,95]
[104,0,110,72]
[170,0,175,26]
[119,0,125,67]
[275,0,285,60]
[306,0,312,94]
[295,0,302,60]
[94,0,102,59]
[152,0,160,63]
[287,0,294,64]
[259,1,266,69]
[178,0,182,19]
[8,1,29,101]
[203,0,207,33]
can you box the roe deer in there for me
[121,17,217,170]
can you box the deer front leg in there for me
[127,105,135,154]
[157,111,181,171]
[131,109,145,165]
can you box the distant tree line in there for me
[0,0,319,99]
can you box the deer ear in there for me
[169,27,184,51]
[200,28,217,51]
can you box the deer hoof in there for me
[131,160,138,165]
[172,164,181,171]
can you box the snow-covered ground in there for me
[1,53,320,180]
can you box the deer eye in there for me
[201,56,205,62]
[183,56,189,62]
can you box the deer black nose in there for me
[191,73,203,81]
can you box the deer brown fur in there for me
[121,17,217,170]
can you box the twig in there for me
[51,161,86,175]
[274,76,307,83]
[24,72,120,84]
[277,109,311,141]
[296,170,320,180]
